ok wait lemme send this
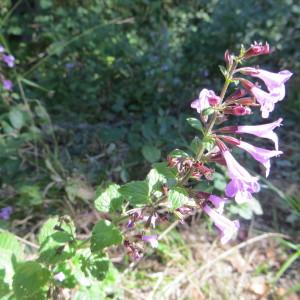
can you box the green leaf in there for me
[202,136,215,151]
[0,270,10,298]
[202,107,214,116]
[153,162,177,179]
[213,172,227,191]
[95,184,123,213]
[0,231,23,287]
[8,109,25,130]
[13,262,50,300]
[38,217,75,264]
[169,149,189,158]
[190,136,202,155]
[19,185,43,205]
[168,187,189,210]
[119,181,150,206]
[91,220,123,252]
[218,65,228,77]
[81,254,110,281]
[186,117,203,131]
[248,197,263,215]
[142,145,161,163]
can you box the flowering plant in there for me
[0,42,292,298]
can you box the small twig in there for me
[0,228,39,249]
[158,220,180,240]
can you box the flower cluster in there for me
[189,42,292,243]
[119,42,292,260]
[0,44,15,91]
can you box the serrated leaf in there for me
[91,220,123,252]
[147,168,166,193]
[81,254,110,281]
[95,183,123,213]
[153,162,177,179]
[142,145,161,163]
[186,117,203,131]
[119,181,150,206]
[168,187,189,210]
[13,262,50,300]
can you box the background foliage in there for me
[0,0,299,299]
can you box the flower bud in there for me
[234,97,257,106]
[219,135,241,146]
[226,89,247,100]
[224,49,233,67]
[243,42,270,59]
[224,105,252,116]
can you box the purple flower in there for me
[142,235,158,248]
[191,89,220,113]
[222,148,259,184]
[236,141,283,177]
[226,179,260,204]
[2,54,15,68]
[239,67,292,101]
[203,205,239,244]
[2,79,13,91]
[219,118,283,150]
[217,142,260,203]
[0,207,13,220]
[251,86,281,118]
[0,45,4,53]
[208,195,227,213]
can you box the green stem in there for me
[180,60,238,186]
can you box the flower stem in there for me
[181,60,238,185]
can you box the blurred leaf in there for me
[190,136,202,155]
[8,109,25,130]
[142,145,161,163]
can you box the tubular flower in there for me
[226,179,260,204]
[203,205,239,244]
[241,79,281,118]
[217,141,260,203]
[191,89,220,113]
[235,141,283,177]
[218,118,283,150]
[239,67,293,101]
[208,195,227,213]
